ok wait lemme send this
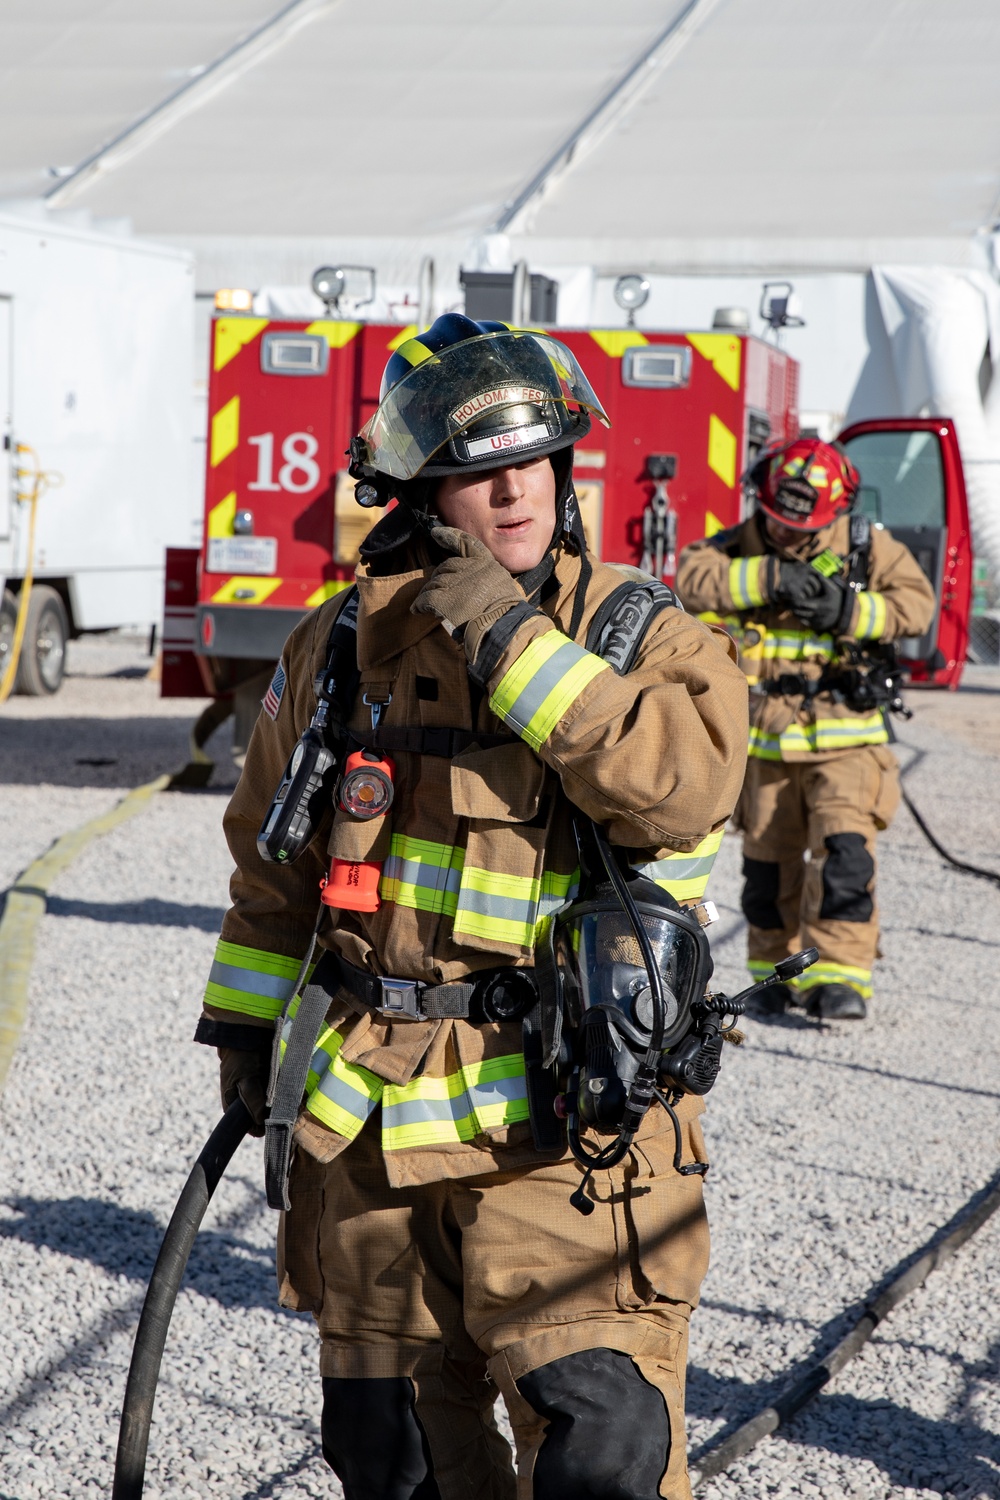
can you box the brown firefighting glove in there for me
[218,1046,270,1137]
[776,559,849,633]
[411,526,534,667]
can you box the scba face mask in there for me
[553,877,714,1134]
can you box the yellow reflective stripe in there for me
[454,866,539,947]
[634,828,724,903]
[853,591,887,639]
[728,557,768,610]
[759,629,835,662]
[797,962,872,1000]
[491,632,610,753]
[380,834,464,914]
[393,336,436,368]
[204,939,308,1019]
[382,1053,528,1151]
[748,711,888,760]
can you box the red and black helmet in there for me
[748,438,860,532]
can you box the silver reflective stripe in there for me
[636,853,716,884]
[209,960,296,1001]
[313,1067,380,1125]
[383,849,463,901]
[382,1073,526,1132]
[454,887,537,927]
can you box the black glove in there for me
[219,1047,270,1137]
[776,561,848,633]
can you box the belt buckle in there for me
[377,977,423,1019]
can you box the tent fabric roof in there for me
[3,0,999,273]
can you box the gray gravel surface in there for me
[1,638,999,1499]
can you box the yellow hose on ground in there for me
[0,445,63,704]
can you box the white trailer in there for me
[0,207,196,693]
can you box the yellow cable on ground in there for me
[0,774,171,1092]
[0,445,63,704]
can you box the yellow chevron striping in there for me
[306,581,354,607]
[210,396,240,468]
[589,329,648,358]
[707,414,737,489]
[305,320,362,348]
[705,509,725,536]
[207,491,237,539]
[214,317,269,372]
[687,332,742,392]
[211,576,283,605]
[387,325,418,350]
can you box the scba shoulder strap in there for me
[585,572,681,673]
[707,523,744,557]
[847,513,872,589]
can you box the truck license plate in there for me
[206,537,278,575]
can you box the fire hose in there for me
[112,1099,251,1500]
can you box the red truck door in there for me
[836,418,971,688]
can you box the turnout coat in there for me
[199,510,748,1187]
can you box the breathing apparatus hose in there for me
[112,1098,251,1499]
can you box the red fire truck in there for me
[163,307,972,751]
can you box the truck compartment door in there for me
[836,418,971,688]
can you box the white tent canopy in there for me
[4,0,1000,584]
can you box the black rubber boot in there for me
[321,1377,441,1500]
[517,1347,670,1498]
[752,980,793,1015]
[804,983,867,1020]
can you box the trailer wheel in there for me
[16,585,69,695]
[0,589,16,683]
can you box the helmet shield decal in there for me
[360,330,609,480]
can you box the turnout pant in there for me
[737,744,901,1001]
[278,1107,711,1499]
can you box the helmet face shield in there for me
[360,329,609,481]
[555,897,709,1051]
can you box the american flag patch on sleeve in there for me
[262,662,286,720]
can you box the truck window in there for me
[622,346,691,389]
[841,429,945,529]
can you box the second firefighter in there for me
[676,437,935,1020]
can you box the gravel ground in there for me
[1,636,999,1499]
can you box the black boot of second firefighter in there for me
[805,983,867,1020]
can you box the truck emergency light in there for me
[613,274,650,327]
[214,288,253,311]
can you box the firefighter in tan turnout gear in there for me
[196,315,748,1500]
[677,437,935,1021]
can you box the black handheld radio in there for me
[256,588,361,864]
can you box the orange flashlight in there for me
[322,750,395,913]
